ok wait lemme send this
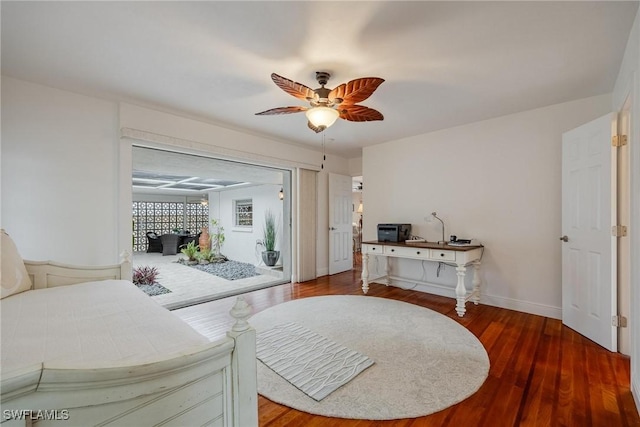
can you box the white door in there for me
[329,173,353,274]
[561,113,617,351]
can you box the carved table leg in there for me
[472,260,481,305]
[455,265,467,317]
[382,256,390,286]
[361,253,370,294]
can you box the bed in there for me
[0,230,258,426]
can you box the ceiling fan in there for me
[256,72,384,133]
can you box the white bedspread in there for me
[1,280,210,374]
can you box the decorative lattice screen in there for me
[132,201,208,252]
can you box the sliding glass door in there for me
[131,146,291,309]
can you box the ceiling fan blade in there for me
[271,73,316,101]
[329,77,384,105]
[338,104,384,122]
[255,106,307,115]
[307,121,326,133]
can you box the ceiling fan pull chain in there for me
[321,133,326,169]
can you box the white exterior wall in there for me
[363,93,611,319]
[214,185,283,266]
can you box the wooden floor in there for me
[174,260,640,427]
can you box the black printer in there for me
[377,224,412,242]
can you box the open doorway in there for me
[131,146,291,309]
[352,176,363,265]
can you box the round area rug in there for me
[249,295,490,420]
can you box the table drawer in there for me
[430,249,456,261]
[362,244,383,254]
[384,245,430,259]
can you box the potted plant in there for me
[180,240,199,265]
[199,226,210,251]
[261,209,279,267]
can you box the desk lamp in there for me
[431,212,445,244]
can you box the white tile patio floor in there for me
[133,252,283,310]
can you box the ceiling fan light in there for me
[305,106,339,129]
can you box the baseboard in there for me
[384,277,562,320]
[387,276,455,300]
[480,293,562,320]
[633,378,640,417]
[316,267,329,278]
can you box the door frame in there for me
[617,95,632,355]
[118,133,302,286]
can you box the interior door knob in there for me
[559,235,569,242]
[329,227,336,231]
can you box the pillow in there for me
[1,229,32,299]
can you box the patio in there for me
[133,252,284,310]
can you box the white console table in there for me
[361,241,484,317]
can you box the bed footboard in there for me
[0,297,258,427]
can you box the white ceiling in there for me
[2,1,637,158]
[132,146,284,196]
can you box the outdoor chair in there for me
[160,234,181,256]
[146,232,163,253]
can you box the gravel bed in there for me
[191,260,259,281]
[136,282,172,296]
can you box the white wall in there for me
[119,103,346,172]
[348,156,363,176]
[613,5,640,413]
[363,94,611,318]
[214,185,283,265]
[119,103,350,277]
[1,77,351,275]
[1,77,120,264]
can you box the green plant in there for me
[196,248,212,261]
[262,209,278,251]
[180,240,199,261]
[210,218,225,256]
[132,266,159,285]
